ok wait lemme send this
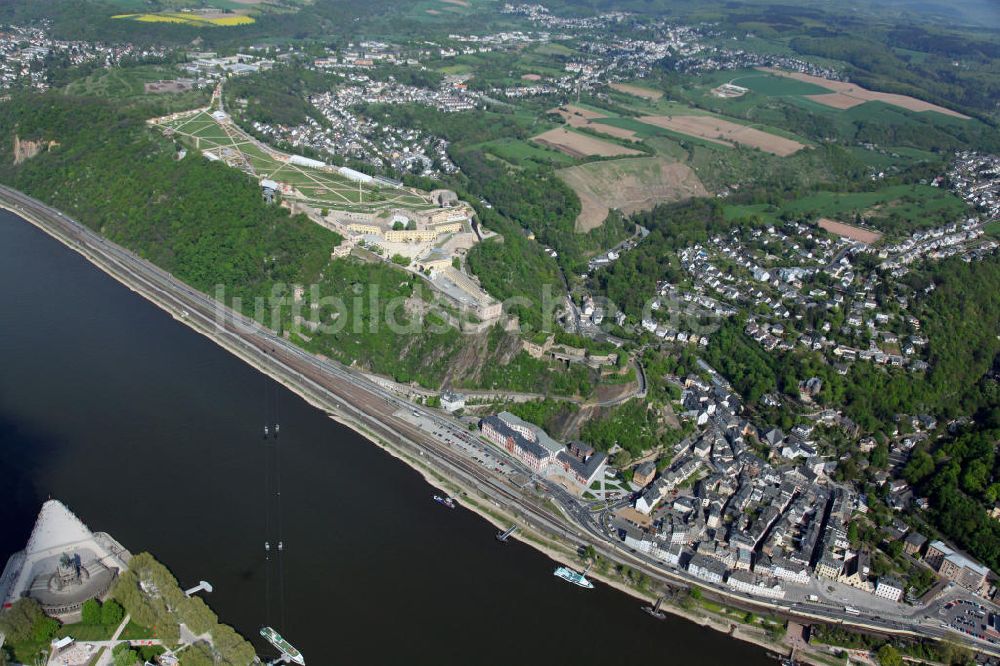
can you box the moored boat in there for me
[433,495,456,509]
[260,626,304,665]
[554,565,594,588]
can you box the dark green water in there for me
[0,211,775,665]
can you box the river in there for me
[0,210,775,665]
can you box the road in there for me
[2,185,997,659]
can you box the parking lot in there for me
[939,598,996,644]
[395,408,514,477]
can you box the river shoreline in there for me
[0,196,897,666]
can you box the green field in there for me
[723,184,969,235]
[158,111,434,213]
[62,65,211,114]
[479,137,578,167]
[534,43,575,56]
[727,71,832,96]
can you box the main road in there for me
[1,185,995,659]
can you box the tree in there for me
[938,640,974,666]
[870,444,889,469]
[113,642,139,666]
[81,599,102,625]
[877,644,903,666]
[101,600,124,627]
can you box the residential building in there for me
[633,461,656,488]
[874,577,904,602]
[927,540,990,593]
[688,553,727,585]
[440,390,465,413]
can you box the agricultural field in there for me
[531,127,642,158]
[155,110,435,213]
[549,104,639,141]
[759,68,971,119]
[637,114,807,156]
[557,156,708,231]
[722,184,969,236]
[688,68,974,120]
[113,11,256,26]
[609,82,663,100]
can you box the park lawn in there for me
[161,112,435,212]
[62,66,211,114]
[118,620,155,640]
[65,65,185,98]
[986,220,1000,237]
[55,622,116,641]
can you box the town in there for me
[0,1,999,665]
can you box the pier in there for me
[184,581,213,597]
[496,525,518,542]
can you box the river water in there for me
[0,210,774,665]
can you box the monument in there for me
[0,500,131,621]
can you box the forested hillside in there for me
[0,94,339,304]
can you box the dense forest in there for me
[0,94,339,305]
[906,426,1000,572]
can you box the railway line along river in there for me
[0,209,774,665]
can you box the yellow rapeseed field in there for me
[112,12,255,27]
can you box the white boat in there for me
[554,565,594,588]
[260,626,304,665]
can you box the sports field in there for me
[817,218,882,244]
[154,110,434,213]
